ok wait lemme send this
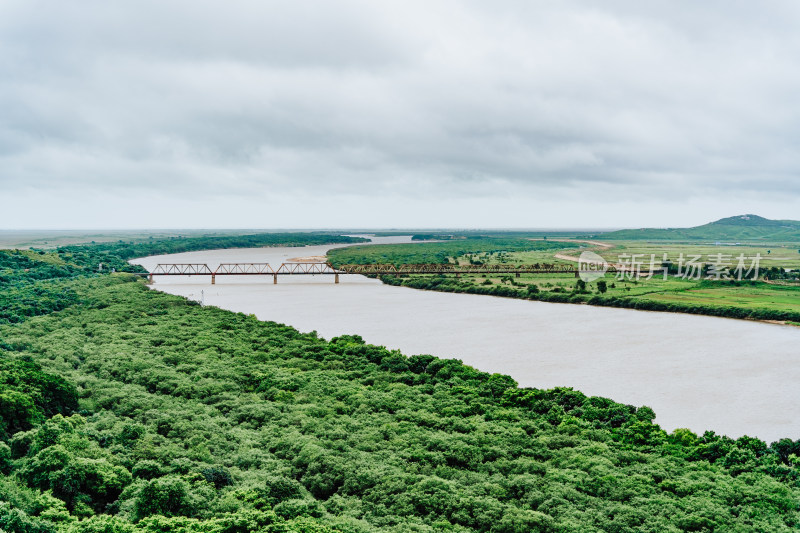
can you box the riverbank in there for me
[327,238,800,326]
[136,242,800,441]
[378,275,800,326]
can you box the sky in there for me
[1,1,799,230]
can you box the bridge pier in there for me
[211,275,215,285]
[148,274,153,283]
[273,274,278,284]
[515,273,520,278]
[335,273,339,284]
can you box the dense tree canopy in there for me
[0,238,798,532]
[0,354,77,439]
[328,238,569,266]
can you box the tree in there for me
[132,476,192,521]
[596,280,607,293]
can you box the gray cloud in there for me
[1,0,799,227]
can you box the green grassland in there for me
[469,274,700,299]
[462,274,800,314]
[330,236,800,324]
[633,283,800,313]
[2,241,800,531]
[576,242,800,270]
[505,243,800,316]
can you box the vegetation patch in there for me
[338,237,800,324]
[0,237,798,531]
[328,238,571,266]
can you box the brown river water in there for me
[131,237,800,442]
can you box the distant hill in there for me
[601,214,800,242]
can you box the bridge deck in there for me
[137,262,659,284]
[142,262,644,277]
[135,262,659,286]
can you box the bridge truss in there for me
[142,261,634,284]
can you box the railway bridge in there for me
[141,262,630,284]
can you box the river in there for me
[131,236,800,442]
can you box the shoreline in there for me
[376,275,800,328]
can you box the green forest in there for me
[327,239,569,266]
[1,237,799,532]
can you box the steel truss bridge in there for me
[142,262,635,284]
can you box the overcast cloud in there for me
[1,1,799,229]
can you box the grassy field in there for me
[470,273,700,297]
[632,283,800,313]
[540,241,800,270]
[330,236,800,324]
[467,274,800,313]
[503,240,800,315]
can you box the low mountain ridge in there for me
[704,214,800,228]
[602,214,800,241]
